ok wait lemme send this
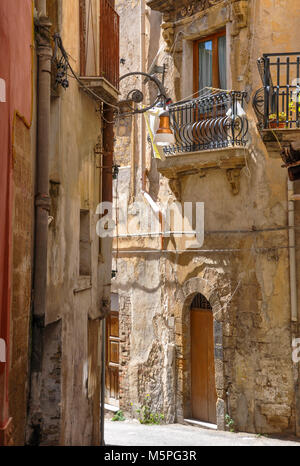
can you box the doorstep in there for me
[184,418,217,430]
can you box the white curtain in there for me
[218,36,227,89]
[198,41,212,90]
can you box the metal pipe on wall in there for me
[100,104,114,446]
[100,318,106,446]
[26,8,52,443]
[102,105,114,205]
[288,179,298,323]
[130,107,136,201]
[288,178,300,437]
[140,0,146,192]
[32,38,52,364]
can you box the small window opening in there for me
[80,210,91,276]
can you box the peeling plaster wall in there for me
[114,0,300,435]
[0,0,34,446]
[47,2,108,445]
[27,0,111,446]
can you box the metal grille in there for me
[255,53,300,129]
[190,293,212,310]
[164,90,248,155]
[100,0,120,89]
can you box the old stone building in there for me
[0,0,35,446]
[1,0,118,446]
[110,0,300,436]
[25,0,118,446]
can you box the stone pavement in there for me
[105,419,300,447]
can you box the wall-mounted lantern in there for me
[153,110,175,147]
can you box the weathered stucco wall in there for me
[0,0,34,446]
[113,0,300,436]
[9,114,35,445]
[26,0,111,446]
[47,1,108,445]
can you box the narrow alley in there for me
[105,420,300,447]
[2,0,300,449]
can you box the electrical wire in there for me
[113,152,120,274]
[112,225,300,238]
[53,33,120,112]
[112,245,295,254]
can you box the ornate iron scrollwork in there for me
[164,91,249,154]
[118,70,169,115]
[252,87,265,128]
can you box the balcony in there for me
[79,0,119,103]
[157,91,249,195]
[253,52,300,159]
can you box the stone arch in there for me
[181,277,223,321]
[176,277,225,430]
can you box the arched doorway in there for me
[190,293,217,424]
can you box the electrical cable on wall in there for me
[52,33,120,112]
[112,245,296,254]
[112,145,120,277]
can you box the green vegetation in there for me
[112,410,126,422]
[225,414,235,432]
[136,395,164,425]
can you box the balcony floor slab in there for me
[260,128,300,158]
[157,146,248,179]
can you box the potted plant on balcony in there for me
[269,112,287,128]
[288,99,300,122]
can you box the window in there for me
[193,31,227,93]
[80,210,91,276]
[79,0,119,88]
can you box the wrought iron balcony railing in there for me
[164,91,248,155]
[253,52,300,130]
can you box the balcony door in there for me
[193,31,227,93]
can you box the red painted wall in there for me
[0,0,33,441]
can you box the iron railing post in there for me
[263,55,270,129]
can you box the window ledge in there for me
[78,76,119,104]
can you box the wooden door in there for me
[191,308,217,424]
[106,311,120,405]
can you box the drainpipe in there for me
[100,105,114,446]
[288,179,298,323]
[100,318,106,446]
[130,106,136,202]
[27,8,52,443]
[33,18,52,339]
[140,0,146,192]
[288,178,300,437]
[102,106,114,206]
